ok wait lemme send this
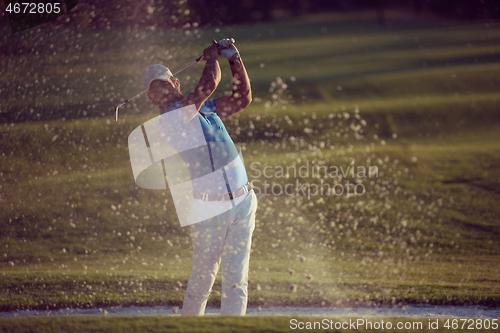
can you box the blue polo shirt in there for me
[159,99,248,195]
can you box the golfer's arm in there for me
[183,58,221,112]
[214,59,252,119]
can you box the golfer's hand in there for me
[218,38,239,61]
[203,43,219,61]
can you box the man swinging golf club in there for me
[141,39,258,316]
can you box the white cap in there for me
[142,64,173,91]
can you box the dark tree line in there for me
[428,0,500,20]
[16,0,499,30]
[186,0,500,26]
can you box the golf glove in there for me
[218,38,239,60]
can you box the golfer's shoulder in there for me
[166,100,183,113]
[201,99,216,113]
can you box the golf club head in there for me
[114,106,119,121]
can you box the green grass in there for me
[3,316,496,333]
[1,115,499,311]
[1,11,500,314]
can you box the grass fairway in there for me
[1,9,499,320]
[0,316,498,332]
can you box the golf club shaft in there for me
[172,55,203,76]
[114,55,204,121]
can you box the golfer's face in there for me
[149,79,177,98]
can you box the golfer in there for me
[141,39,257,315]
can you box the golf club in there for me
[114,39,231,121]
[114,55,203,121]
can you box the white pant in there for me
[182,191,258,315]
